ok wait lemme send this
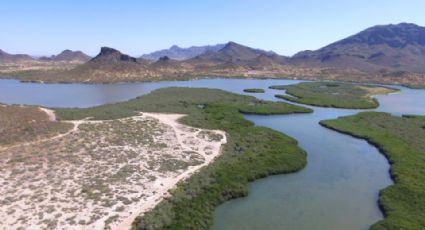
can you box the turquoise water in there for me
[1,78,424,229]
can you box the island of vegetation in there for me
[320,112,425,229]
[271,82,398,109]
[243,88,265,93]
[0,88,312,229]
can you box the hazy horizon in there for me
[2,0,425,56]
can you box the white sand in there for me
[39,107,57,121]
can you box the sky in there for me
[1,0,425,57]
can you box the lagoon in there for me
[1,78,424,229]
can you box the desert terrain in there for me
[0,107,226,229]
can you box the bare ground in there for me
[0,111,226,230]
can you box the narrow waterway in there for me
[212,84,425,230]
[1,78,424,229]
[213,108,390,230]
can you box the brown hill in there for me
[191,41,277,63]
[0,49,34,63]
[290,23,425,73]
[61,47,143,81]
[40,50,91,62]
[91,47,138,63]
[186,41,286,72]
[46,47,195,82]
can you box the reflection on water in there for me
[1,78,424,230]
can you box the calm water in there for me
[0,78,302,108]
[1,78,425,230]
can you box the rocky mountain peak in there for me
[93,47,137,62]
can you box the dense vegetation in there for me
[55,87,312,230]
[0,105,71,145]
[271,82,398,109]
[243,88,265,93]
[268,85,287,90]
[320,112,425,229]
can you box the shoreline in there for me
[318,115,414,229]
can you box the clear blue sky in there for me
[1,0,424,56]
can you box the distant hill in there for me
[34,43,288,82]
[67,47,142,78]
[192,41,277,62]
[91,47,138,63]
[4,25,425,87]
[53,47,186,82]
[0,49,34,63]
[141,44,225,60]
[39,50,91,62]
[290,23,425,73]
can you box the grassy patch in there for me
[271,82,398,109]
[54,87,311,230]
[243,88,265,93]
[320,112,425,229]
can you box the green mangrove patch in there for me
[320,112,425,229]
[55,87,311,230]
[271,82,398,109]
[243,88,265,93]
[56,87,311,120]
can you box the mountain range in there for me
[0,49,90,63]
[0,49,33,63]
[141,44,225,60]
[1,23,425,86]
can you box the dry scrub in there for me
[0,112,226,230]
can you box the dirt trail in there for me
[113,112,227,230]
